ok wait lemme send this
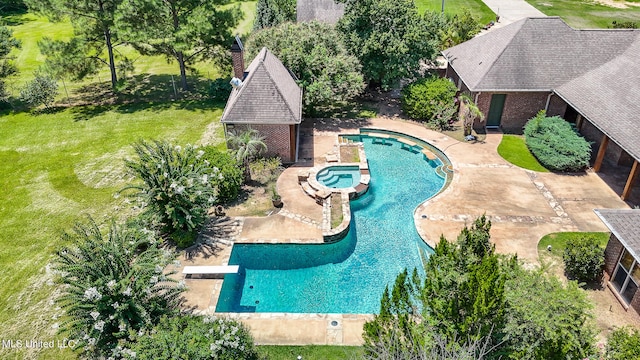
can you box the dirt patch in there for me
[340,146,360,163]
[540,251,640,340]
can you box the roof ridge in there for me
[260,48,299,121]
[473,18,527,89]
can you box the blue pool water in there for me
[216,136,445,313]
[316,165,361,188]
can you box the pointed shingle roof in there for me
[221,47,302,125]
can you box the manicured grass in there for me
[0,101,224,358]
[497,134,549,172]
[415,0,496,24]
[525,0,640,29]
[538,232,609,259]
[258,345,364,360]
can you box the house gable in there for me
[221,47,302,125]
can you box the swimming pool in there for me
[316,165,361,189]
[216,135,446,313]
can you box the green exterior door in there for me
[486,94,506,128]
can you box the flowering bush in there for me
[126,315,259,360]
[124,140,221,238]
[55,217,184,358]
[202,146,243,204]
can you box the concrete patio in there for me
[177,116,632,346]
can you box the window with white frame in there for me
[611,248,640,304]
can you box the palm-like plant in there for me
[55,217,184,358]
[459,94,485,136]
[226,128,267,183]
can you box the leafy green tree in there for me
[0,0,27,12]
[126,315,259,359]
[246,21,365,115]
[401,77,458,123]
[26,0,124,90]
[0,26,20,102]
[606,326,640,360]
[202,146,243,204]
[115,0,240,91]
[226,128,267,183]
[563,235,604,282]
[422,216,508,342]
[55,217,183,358]
[124,140,220,239]
[502,267,596,359]
[19,73,59,109]
[253,0,295,30]
[423,9,481,50]
[524,110,591,171]
[337,0,438,89]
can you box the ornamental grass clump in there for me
[124,140,221,242]
[524,111,591,172]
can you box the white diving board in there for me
[183,265,239,278]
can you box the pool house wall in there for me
[228,123,298,163]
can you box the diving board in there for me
[183,265,239,278]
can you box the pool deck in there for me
[177,116,631,346]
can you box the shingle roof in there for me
[443,17,640,161]
[595,209,640,262]
[443,17,637,91]
[221,47,302,125]
[555,34,640,161]
[296,0,345,24]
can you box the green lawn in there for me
[538,232,609,259]
[0,101,224,358]
[415,0,496,24]
[258,345,364,360]
[4,2,256,97]
[497,134,549,172]
[525,0,640,29]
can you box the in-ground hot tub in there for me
[315,165,361,189]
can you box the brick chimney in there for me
[231,35,245,80]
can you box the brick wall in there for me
[579,120,627,165]
[604,234,623,276]
[231,124,294,163]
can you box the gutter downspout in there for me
[544,92,553,113]
[474,92,481,104]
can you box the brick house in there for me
[221,37,303,163]
[296,0,344,24]
[595,209,640,314]
[443,17,640,200]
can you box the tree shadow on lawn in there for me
[70,74,225,121]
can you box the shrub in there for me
[202,146,243,204]
[606,327,640,360]
[208,77,232,99]
[20,73,58,109]
[401,77,458,122]
[524,111,591,171]
[55,217,183,358]
[563,235,604,282]
[124,140,220,240]
[126,315,259,360]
